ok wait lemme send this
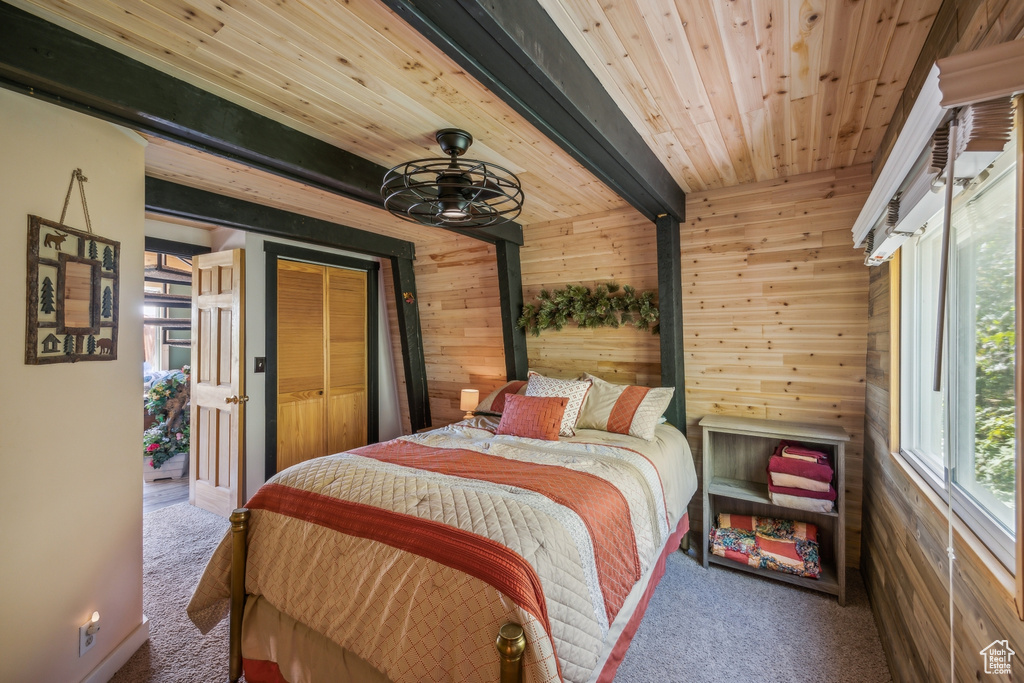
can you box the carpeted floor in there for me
[616,552,891,682]
[116,503,891,682]
[111,503,230,683]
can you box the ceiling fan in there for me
[382,128,524,228]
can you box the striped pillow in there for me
[524,372,592,437]
[495,394,568,441]
[575,373,674,441]
[474,380,528,414]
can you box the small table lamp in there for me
[460,389,480,420]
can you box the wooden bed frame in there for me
[227,508,528,683]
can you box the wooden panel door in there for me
[327,267,367,454]
[190,249,245,519]
[277,260,327,471]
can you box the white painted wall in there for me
[0,90,146,682]
[243,232,403,499]
[143,218,213,248]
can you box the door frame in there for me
[264,242,380,480]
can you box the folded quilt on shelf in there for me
[768,482,836,500]
[768,493,836,514]
[709,514,820,579]
[769,472,831,492]
[775,441,830,464]
[767,454,833,481]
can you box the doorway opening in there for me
[142,240,209,513]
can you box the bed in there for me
[188,392,696,683]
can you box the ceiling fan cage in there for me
[381,129,525,228]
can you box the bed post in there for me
[496,622,526,683]
[228,508,250,683]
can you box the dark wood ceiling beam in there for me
[382,0,686,222]
[145,177,418,261]
[0,1,522,245]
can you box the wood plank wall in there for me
[520,207,662,385]
[520,167,874,565]
[683,166,874,566]
[382,234,507,433]
[859,4,1024,681]
[862,265,1024,681]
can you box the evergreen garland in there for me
[517,282,659,336]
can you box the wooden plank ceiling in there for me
[537,0,941,191]
[15,0,941,214]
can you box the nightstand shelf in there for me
[707,477,840,518]
[700,414,849,604]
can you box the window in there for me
[900,132,1017,569]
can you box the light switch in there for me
[254,357,266,373]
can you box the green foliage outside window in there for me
[973,230,1016,505]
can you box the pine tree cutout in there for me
[102,286,113,318]
[102,245,114,271]
[40,277,56,314]
[88,240,98,260]
[63,334,75,355]
[87,335,97,354]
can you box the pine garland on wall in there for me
[517,282,660,336]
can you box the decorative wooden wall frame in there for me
[25,215,120,364]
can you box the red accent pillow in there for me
[495,395,568,441]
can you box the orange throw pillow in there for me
[495,394,568,441]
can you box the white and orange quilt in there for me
[188,418,695,683]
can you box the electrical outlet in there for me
[79,616,100,656]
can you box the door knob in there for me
[225,395,250,404]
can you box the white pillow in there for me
[524,372,592,437]
[575,372,674,441]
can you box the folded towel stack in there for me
[709,513,820,579]
[767,441,836,513]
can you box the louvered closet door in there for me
[276,259,369,472]
[277,260,326,471]
[327,267,367,454]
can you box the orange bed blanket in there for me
[187,422,692,683]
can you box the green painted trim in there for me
[145,178,416,261]
[263,242,382,478]
[496,241,529,380]
[391,257,431,431]
[656,215,686,434]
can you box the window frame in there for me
[1014,94,1023,619]
[894,114,1020,575]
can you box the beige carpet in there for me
[615,552,891,682]
[112,502,230,683]
[117,503,891,682]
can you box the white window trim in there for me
[901,444,1015,570]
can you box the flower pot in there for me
[144,452,189,482]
